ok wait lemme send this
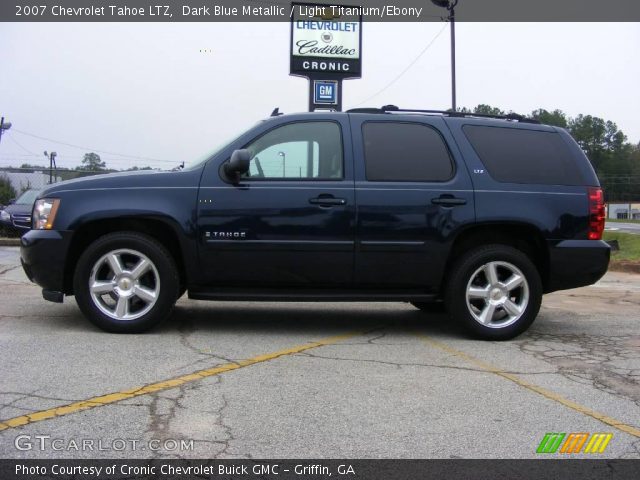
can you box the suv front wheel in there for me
[74,232,179,333]
[445,244,542,340]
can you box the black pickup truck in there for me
[20,107,610,339]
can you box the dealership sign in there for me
[290,3,362,78]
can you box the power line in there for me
[5,133,38,156]
[10,128,176,164]
[351,24,448,107]
[0,155,162,167]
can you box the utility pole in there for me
[44,151,57,184]
[0,117,12,144]
[431,0,459,111]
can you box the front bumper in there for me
[546,239,610,292]
[20,229,73,295]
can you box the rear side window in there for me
[362,122,454,182]
[462,125,584,185]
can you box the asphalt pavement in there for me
[0,246,638,459]
[606,221,640,234]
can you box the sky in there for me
[0,22,639,171]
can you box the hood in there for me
[3,203,33,215]
[40,168,201,197]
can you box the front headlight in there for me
[0,210,10,222]
[32,198,61,230]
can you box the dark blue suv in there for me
[20,107,610,339]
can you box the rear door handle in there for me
[309,196,347,207]
[431,196,467,206]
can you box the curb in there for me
[609,262,640,275]
[0,238,21,247]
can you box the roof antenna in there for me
[271,107,283,117]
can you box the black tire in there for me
[411,301,447,313]
[445,244,542,340]
[74,232,179,333]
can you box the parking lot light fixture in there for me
[431,0,459,111]
[0,117,12,144]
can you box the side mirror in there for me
[224,149,251,182]
[8,198,15,205]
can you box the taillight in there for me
[588,187,605,240]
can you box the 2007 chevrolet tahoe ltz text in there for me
[20,107,610,339]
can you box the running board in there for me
[187,288,438,302]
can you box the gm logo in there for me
[314,80,338,105]
[536,433,613,454]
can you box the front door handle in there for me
[309,196,347,207]
[431,195,467,206]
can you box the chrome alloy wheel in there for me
[88,249,160,321]
[465,261,529,329]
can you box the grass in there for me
[603,231,640,262]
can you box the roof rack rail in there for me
[346,105,540,124]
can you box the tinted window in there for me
[362,122,454,182]
[242,122,343,180]
[462,125,584,185]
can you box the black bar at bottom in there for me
[1,459,639,480]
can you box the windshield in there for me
[184,121,262,170]
[15,189,41,205]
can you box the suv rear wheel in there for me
[74,232,179,333]
[445,244,542,340]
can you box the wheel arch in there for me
[63,216,188,295]
[444,222,550,292]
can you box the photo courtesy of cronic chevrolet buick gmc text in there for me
[20,106,610,340]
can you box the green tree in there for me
[79,152,106,172]
[20,163,42,169]
[474,104,505,116]
[0,174,17,205]
[125,166,154,171]
[631,143,640,175]
[530,109,568,128]
[568,115,626,173]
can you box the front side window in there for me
[362,121,454,182]
[242,122,343,180]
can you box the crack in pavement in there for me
[0,265,21,276]
[0,390,79,416]
[619,438,640,459]
[140,374,245,459]
[143,383,195,460]
[295,350,557,375]
[211,388,234,459]
[516,332,640,407]
[173,316,241,373]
